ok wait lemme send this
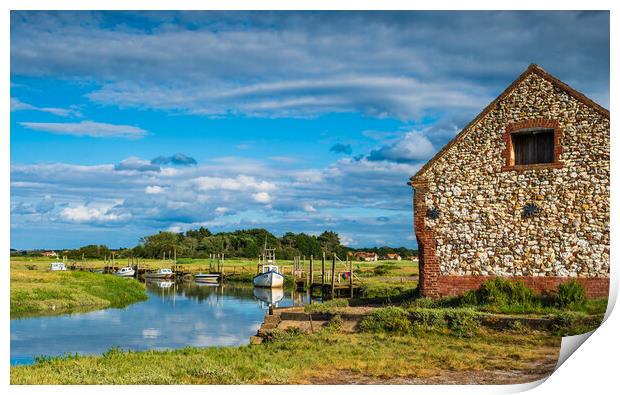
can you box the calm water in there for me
[10,280,307,365]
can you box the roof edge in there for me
[409,64,609,185]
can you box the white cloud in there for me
[11,97,81,117]
[303,203,317,212]
[145,185,165,194]
[215,207,231,215]
[60,204,129,223]
[340,234,354,246]
[252,192,271,204]
[115,157,160,172]
[193,175,275,192]
[367,130,436,163]
[19,120,148,139]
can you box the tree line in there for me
[14,227,417,260]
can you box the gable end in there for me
[409,64,609,186]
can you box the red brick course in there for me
[438,275,610,299]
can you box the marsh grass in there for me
[304,298,349,313]
[10,269,147,317]
[10,327,560,384]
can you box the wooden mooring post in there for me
[321,252,326,298]
[309,255,314,288]
[349,255,354,298]
[330,254,336,299]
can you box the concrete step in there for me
[257,329,273,338]
[260,322,279,330]
[263,315,281,325]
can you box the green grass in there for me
[304,298,350,313]
[10,327,560,384]
[11,269,148,318]
[11,256,419,282]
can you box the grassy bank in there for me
[10,326,559,384]
[11,269,148,318]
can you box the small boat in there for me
[194,273,220,283]
[253,241,285,288]
[145,268,174,279]
[114,266,135,277]
[49,261,67,271]
[253,264,284,288]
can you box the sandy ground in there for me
[272,307,559,385]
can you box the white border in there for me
[2,2,616,394]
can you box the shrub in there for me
[324,314,344,332]
[556,280,587,309]
[359,307,412,334]
[464,278,534,309]
[409,308,446,329]
[444,309,480,337]
[360,283,413,299]
[403,297,436,309]
[373,265,393,276]
[270,327,304,342]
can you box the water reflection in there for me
[253,287,284,307]
[11,281,308,366]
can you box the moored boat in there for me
[194,273,220,283]
[114,266,135,277]
[49,261,67,271]
[253,264,284,288]
[145,268,174,279]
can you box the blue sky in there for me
[10,11,610,249]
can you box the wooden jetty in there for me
[293,252,362,299]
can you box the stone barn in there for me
[409,64,609,299]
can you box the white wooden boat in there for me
[145,268,174,279]
[253,264,284,288]
[49,261,67,271]
[194,273,220,283]
[114,266,135,277]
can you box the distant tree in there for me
[318,231,340,253]
[140,232,183,258]
[185,226,212,240]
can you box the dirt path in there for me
[304,356,558,385]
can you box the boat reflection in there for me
[146,279,174,289]
[253,287,284,308]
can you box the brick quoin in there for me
[412,181,440,298]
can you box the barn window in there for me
[511,128,554,165]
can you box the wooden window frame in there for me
[501,119,564,172]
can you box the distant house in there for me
[385,253,402,261]
[42,251,58,257]
[409,64,609,299]
[354,252,378,262]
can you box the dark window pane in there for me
[512,129,554,165]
